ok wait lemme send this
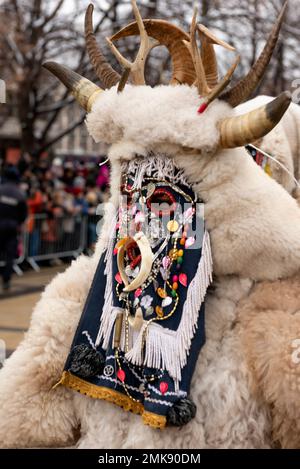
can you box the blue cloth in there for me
[62,174,208,427]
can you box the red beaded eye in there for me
[147,188,177,217]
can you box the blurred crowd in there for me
[18,155,110,222]
[0,155,110,290]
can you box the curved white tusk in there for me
[117,232,154,292]
[117,238,130,288]
[128,307,144,331]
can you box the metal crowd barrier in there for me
[0,230,28,276]
[0,213,99,275]
[26,213,88,271]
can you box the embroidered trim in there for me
[61,371,167,428]
[145,396,173,407]
[61,371,143,414]
[148,384,187,398]
[142,411,166,430]
[82,331,96,350]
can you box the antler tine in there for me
[187,7,211,96]
[106,0,159,86]
[205,55,240,105]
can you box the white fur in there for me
[86,84,232,155]
[1,84,300,448]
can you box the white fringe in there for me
[95,214,117,348]
[124,230,213,383]
[123,154,190,190]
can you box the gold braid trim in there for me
[61,371,143,415]
[142,410,167,429]
[61,371,167,429]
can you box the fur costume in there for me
[0,1,299,449]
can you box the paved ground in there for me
[0,266,65,356]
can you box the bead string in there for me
[115,348,164,403]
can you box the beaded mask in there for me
[62,156,212,428]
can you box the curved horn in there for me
[219,91,291,148]
[221,2,287,107]
[111,19,196,86]
[43,62,102,112]
[85,4,120,88]
[197,24,235,89]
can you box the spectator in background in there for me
[27,182,44,257]
[0,166,28,291]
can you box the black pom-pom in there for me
[69,344,105,378]
[167,398,197,426]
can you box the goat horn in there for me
[43,62,102,112]
[85,4,120,88]
[219,91,291,148]
[197,24,235,89]
[221,1,287,107]
[111,19,196,86]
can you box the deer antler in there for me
[184,7,210,96]
[184,7,239,111]
[106,0,159,86]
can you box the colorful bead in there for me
[185,237,195,248]
[159,381,169,395]
[167,220,179,233]
[171,289,177,298]
[172,282,178,290]
[156,306,164,317]
[179,238,185,246]
[176,264,181,271]
[169,248,178,260]
[134,288,142,298]
[162,296,172,307]
[178,249,184,257]
[177,256,183,264]
[113,248,118,255]
[162,256,171,270]
[179,273,188,287]
[115,272,123,284]
[116,238,127,248]
[157,287,167,299]
[172,275,178,283]
[117,369,126,383]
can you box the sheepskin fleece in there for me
[237,274,300,449]
[86,84,232,154]
[0,269,272,449]
[1,84,300,448]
